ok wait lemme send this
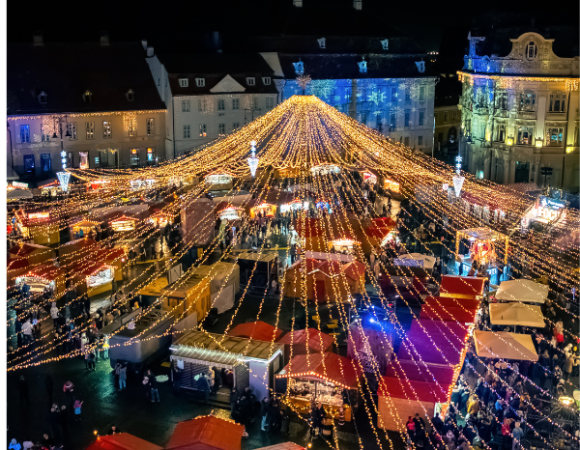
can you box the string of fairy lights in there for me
[7,96,578,449]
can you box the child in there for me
[73,399,83,422]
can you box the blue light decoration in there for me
[247,140,259,177]
[57,171,71,192]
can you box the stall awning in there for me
[489,303,545,328]
[439,275,486,300]
[473,330,538,361]
[228,321,284,342]
[86,433,162,450]
[276,328,334,354]
[495,279,548,304]
[276,352,359,389]
[166,416,244,450]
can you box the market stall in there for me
[229,320,284,342]
[86,433,162,450]
[166,416,244,450]
[276,352,359,421]
[276,328,334,361]
[455,228,508,284]
[489,302,545,329]
[171,330,284,402]
[473,330,538,361]
[15,264,66,297]
[439,275,486,300]
[495,279,548,304]
[69,218,100,240]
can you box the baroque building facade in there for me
[458,31,579,190]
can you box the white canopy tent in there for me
[495,279,548,304]
[489,302,545,328]
[473,330,538,361]
[396,253,437,270]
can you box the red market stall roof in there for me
[276,328,334,354]
[276,352,359,389]
[8,242,51,258]
[439,275,486,300]
[86,433,163,450]
[420,300,478,324]
[228,321,284,342]
[166,416,244,450]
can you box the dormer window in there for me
[317,37,326,49]
[525,42,537,60]
[38,91,47,104]
[195,78,205,87]
[246,77,255,86]
[358,58,368,74]
[126,89,135,101]
[380,39,389,50]
[83,90,92,103]
[293,61,304,75]
[179,78,189,87]
[262,77,271,85]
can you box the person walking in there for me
[118,365,127,391]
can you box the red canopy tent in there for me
[276,328,334,359]
[86,433,162,450]
[439,275,485,300]
[276,352,359,389]
[165,416,244,450]
[228,320,284,342]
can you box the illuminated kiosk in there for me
[69,259,116,298]
[110,215,137,232]
[310,164,341,176]
[455,227,508,283]
[275,352,359,421]
[15,209,60,246]
[15,264,66,297]
[170,330,284,402]
[204,171,234,191]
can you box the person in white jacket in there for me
[50,302,59,328]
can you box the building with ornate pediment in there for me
[458,29,579,190]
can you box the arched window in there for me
[525,42,537,60]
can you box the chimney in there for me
[33,31,43,46]
[146,46,154,57]
[353,0,362,10]
[100,31,110,46]
[141,39,148,51]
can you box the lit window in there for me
[179,78,189,87]
[232,99,239,110]
[86,122,95,140]
[103,121,112,138]
[182,100,191,112]
[195,78,205,87]
[146,118,155,135]
[20,124,30,143]
[262,77,271,85]
[246,77,255,86]
[183,125,191,139]
[199,124,207,137]
[218,100,225,111]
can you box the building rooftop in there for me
[7,42,166,115]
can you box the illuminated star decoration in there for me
[247,140,259,177]
[452,155,464,197]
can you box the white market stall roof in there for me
[495,279,549,304]
[474,330,538,361]
[489,302,545,328]
[397,253,437,270]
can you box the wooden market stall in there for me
[86,433,162,450]
[275,352,359,421]
[228,320,284,342]
[15,264,66,297]
[276,328,334,361]
[166,416,244,450]
[171,330,284,402]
